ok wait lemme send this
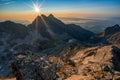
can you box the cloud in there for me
[4,1,14,4]
[59,17,120,33]
[0,0,15,5]
[0,0,10,1]
[0,0,12,2]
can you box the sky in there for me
[0,0,120,23]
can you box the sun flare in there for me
[33,3,40,13]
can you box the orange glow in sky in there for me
[0,0,120,24]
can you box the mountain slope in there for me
[28,14,95,41]
[0,21,28,39]
[66,24,95,41]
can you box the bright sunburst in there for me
[33,2,41,13]
[26,0,44,15]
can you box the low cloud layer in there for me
[59,17,120,33]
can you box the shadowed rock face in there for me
[104,24,120,36]
[112,46,120,71]
[66,24,95,41]
[104,24,120,44]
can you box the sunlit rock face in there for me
[66,45,120,80]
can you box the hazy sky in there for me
[0,0,120,22]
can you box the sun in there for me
[33,3,40,13]
[25,0,44,15]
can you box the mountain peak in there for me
[104,24,120,36]
[34,14,54,21]
[41,14,47,18]
[3,20,15,24]
[113,24,120,28]
[48,14,54,18]
[34,14,47,20]
[36,15,41,19]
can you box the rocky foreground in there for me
[12,52,76,80]
[9,44,120,80]
[66,45,120,80]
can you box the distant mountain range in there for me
[0,14,120,45]
[0,14,120,44]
